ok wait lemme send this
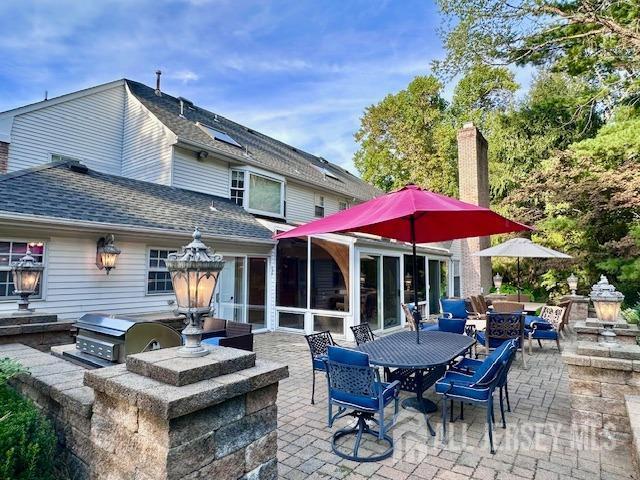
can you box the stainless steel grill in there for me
[64,313,182,368]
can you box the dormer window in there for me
[230,167,285,218]
[339,200,349,211]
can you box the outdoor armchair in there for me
[476,311,526,367]
[436,339,518,454]
[325,346,400,462]
[525,305,566,354]
[421,317,467,334]
[201,320,253,351]
[422,298,469,333]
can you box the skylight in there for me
[313,164,341,181]
[197,123,242,148]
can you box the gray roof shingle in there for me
[126,80,381,202]
[0,161,273,242]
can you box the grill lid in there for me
[75,313,138,338]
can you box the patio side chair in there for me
[350,323,376,346]
[468,296,487,320]
[557,300,573,335]
[477,311,526,367]
[304,330,337,405]
[325,346,400,462]
[525,305,565,354]
[401,303,423,331]
[436,339,518,454]
[422,298,469,333]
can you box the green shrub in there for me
[0,359,57,480]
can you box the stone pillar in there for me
[457,122,492,296]
[84,346,288,480]
[560,295,589,324]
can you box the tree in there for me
[435,0,640,112]
[353,76,458,195]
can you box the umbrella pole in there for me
[411,215,420,344]
[517,257,521,302]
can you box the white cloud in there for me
[169,70,200,83]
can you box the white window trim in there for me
[229,167,286,218]
[0,239,47,303]
[50,152,81,163]
[145,247,178,296]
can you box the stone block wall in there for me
[1,343,94,479]
[0,313,75,352]
[2,342,287,480]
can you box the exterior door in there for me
[360,254,381,330]
[383,256,401,328]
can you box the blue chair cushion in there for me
[435,371,493,401]
[202,337,221,346]
[330,381,397,411]
[438,317,467,334]
[328,346,369,366]
[476,332,519,349]
[450,357,483,375]
[441,299,468,319]
[421,323,440,331]
[529,329,558,340]
[470,339,516,385]
[524,315,553,330]
[313,355,328,371]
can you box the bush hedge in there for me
[0,359,57,480]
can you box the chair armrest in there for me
[382,380,401,396]
[219,333,254,351]
[442,312,453,319]
[201,329,226,340]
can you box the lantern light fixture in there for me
[166,227,225,357]
[96,234,121,274]
[590,275,624,344]
[493,272,503,293]
[567,273,579,296]
[10,248,44,313]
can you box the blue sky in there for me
[0,1,524,173]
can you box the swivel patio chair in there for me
[476,311,526,367]
[422,298,469,333]
[350,323,376,345]
[436,339,518,454]
[325,346,400,462]
[305,330,337,405]
[525,305,566,354]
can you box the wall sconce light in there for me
[96,234,121,274]
[11,248,44,313]
[493,272,503,293]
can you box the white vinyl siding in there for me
[121,89,174,185]
[172,146,229,197]
[8,85,125,174]
[286,182,344,223]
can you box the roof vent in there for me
[68,161,89,174]
[154,70,162,96]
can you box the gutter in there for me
[0,211,276,246]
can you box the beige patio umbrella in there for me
[474,238,571,301]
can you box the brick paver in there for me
[255,332,638,479]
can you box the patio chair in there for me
[422,298,469,333]
[201,320,253,351]
[491,301,524,313]
[304,331,337,405]
[350,323,376,346]
[468,296,488,320]
[525,305,565,354]
[421,316,467,334]
[325,346,400,462]
[477,311,526,367]
[436,339,518,454]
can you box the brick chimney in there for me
[457,122,492,296]
[0,141,8,174]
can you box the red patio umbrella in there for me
[276,185,531,343]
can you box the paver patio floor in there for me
[255,331,638,480]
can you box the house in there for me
[0,77,481,340]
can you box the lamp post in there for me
[493,272,503,293]
[590,275,624,344]
[166,228,225,357]
[10,248,44,313]
[567,273,578,296]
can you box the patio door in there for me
[428,259,448,315]
[359,254,401,332]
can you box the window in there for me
[0,241,45,299]
[311,238,349,312]
[230,168,284,217]
[51,153,79,163]
[276,237,308,308]
[452,260,461,297]
[230,170,245,206]
[147,249,176,294]
[403,254,426,305]
[338,201,349,211]
[315,194,325,217]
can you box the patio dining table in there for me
[356,330,475,435]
